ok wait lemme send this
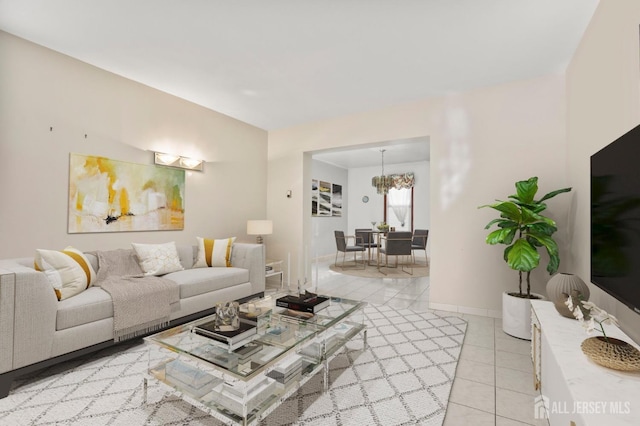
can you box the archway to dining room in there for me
[303,136,431,310]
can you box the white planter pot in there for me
[502,292,545,340]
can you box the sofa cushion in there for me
[85,252,99,274]
[165,267,249,299]
[176,245,196,270]
[56,287,113,331]
[194,237,236,268]
[132,242,184,276]
[34,247,96,301]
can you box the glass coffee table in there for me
[143,294,367,426]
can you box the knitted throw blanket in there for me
[93,249,180,342]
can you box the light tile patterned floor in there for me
[280,256,549,426]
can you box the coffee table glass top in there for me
[145,294,366,381]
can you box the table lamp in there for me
[247,220,273,244]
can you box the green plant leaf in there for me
[526,233,561,274]
[480,201,521,222]
[497,220,518,228]
[529,222,557,237]
[484,218,510,230]
[514,177,538,204]
[503,245,512,263]
[547,253,560,275]
[529,234,558,255]
[531,203,547,214]
[520,207,544,225]
[507,239,540,272]
[537,187,572,203]
[486,227,517,245]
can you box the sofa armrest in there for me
[0,260,58,373]
[0,269,15,374]
[231,243,265,296]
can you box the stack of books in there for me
[251,346,282,366]
[266,354,303,387]
[164,359,220,398]
[195,319,257,346]
[276,292,330,313]
[191,343,240,370]
[233,341,263,365]
[333,322,355,338]
[261,324,292,344]
[299,331,340,360]
[209,377,276,416]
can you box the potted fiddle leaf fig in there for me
[479,176,571,339]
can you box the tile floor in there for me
[269,256,549,426]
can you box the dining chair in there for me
[334,230,366,269]
[378,231,413,275]
[411,229,429,265]
[355,228,380,265]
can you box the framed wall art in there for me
[68,153,185,233]
[311,178,342,217]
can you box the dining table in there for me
[357,229,386,265]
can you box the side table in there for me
[265,259,284,289]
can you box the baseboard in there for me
[429,301,502,319]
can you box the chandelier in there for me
[372,149,393,195]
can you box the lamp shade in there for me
[247,220,273,236]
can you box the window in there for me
[384,187,413,232]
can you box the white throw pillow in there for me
[194,237,236,268]
[34,246,96,300]
[132,242,184,276]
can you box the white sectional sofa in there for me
[0,243,265,398]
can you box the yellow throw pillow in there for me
[194,237,236,268]
[34,246,96,301]
[131,242,184,276]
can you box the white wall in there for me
[566,0,640,344]
[311,159,348,257]
[347,160,430,237]
[268,74,568,312]
[0,31,268,258]
[430,78,570,317]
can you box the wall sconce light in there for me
[154,152,204,171]
[247,220,273,244]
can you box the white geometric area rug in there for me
[0,305,466,426]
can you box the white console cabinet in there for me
[531,300,640,426]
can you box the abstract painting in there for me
[68,153,185,233]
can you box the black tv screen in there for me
[591,124,640,315]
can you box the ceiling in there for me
[0,0,598,134]
[313,137,429,169]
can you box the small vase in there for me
[546,273,590,318]
[214,301,240,331]
[581,336,640,371]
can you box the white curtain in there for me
[388,188,411,227]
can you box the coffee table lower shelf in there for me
[143,321,367,426]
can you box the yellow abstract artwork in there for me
[68,153,185,233]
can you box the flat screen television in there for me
[591,124,640,315]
